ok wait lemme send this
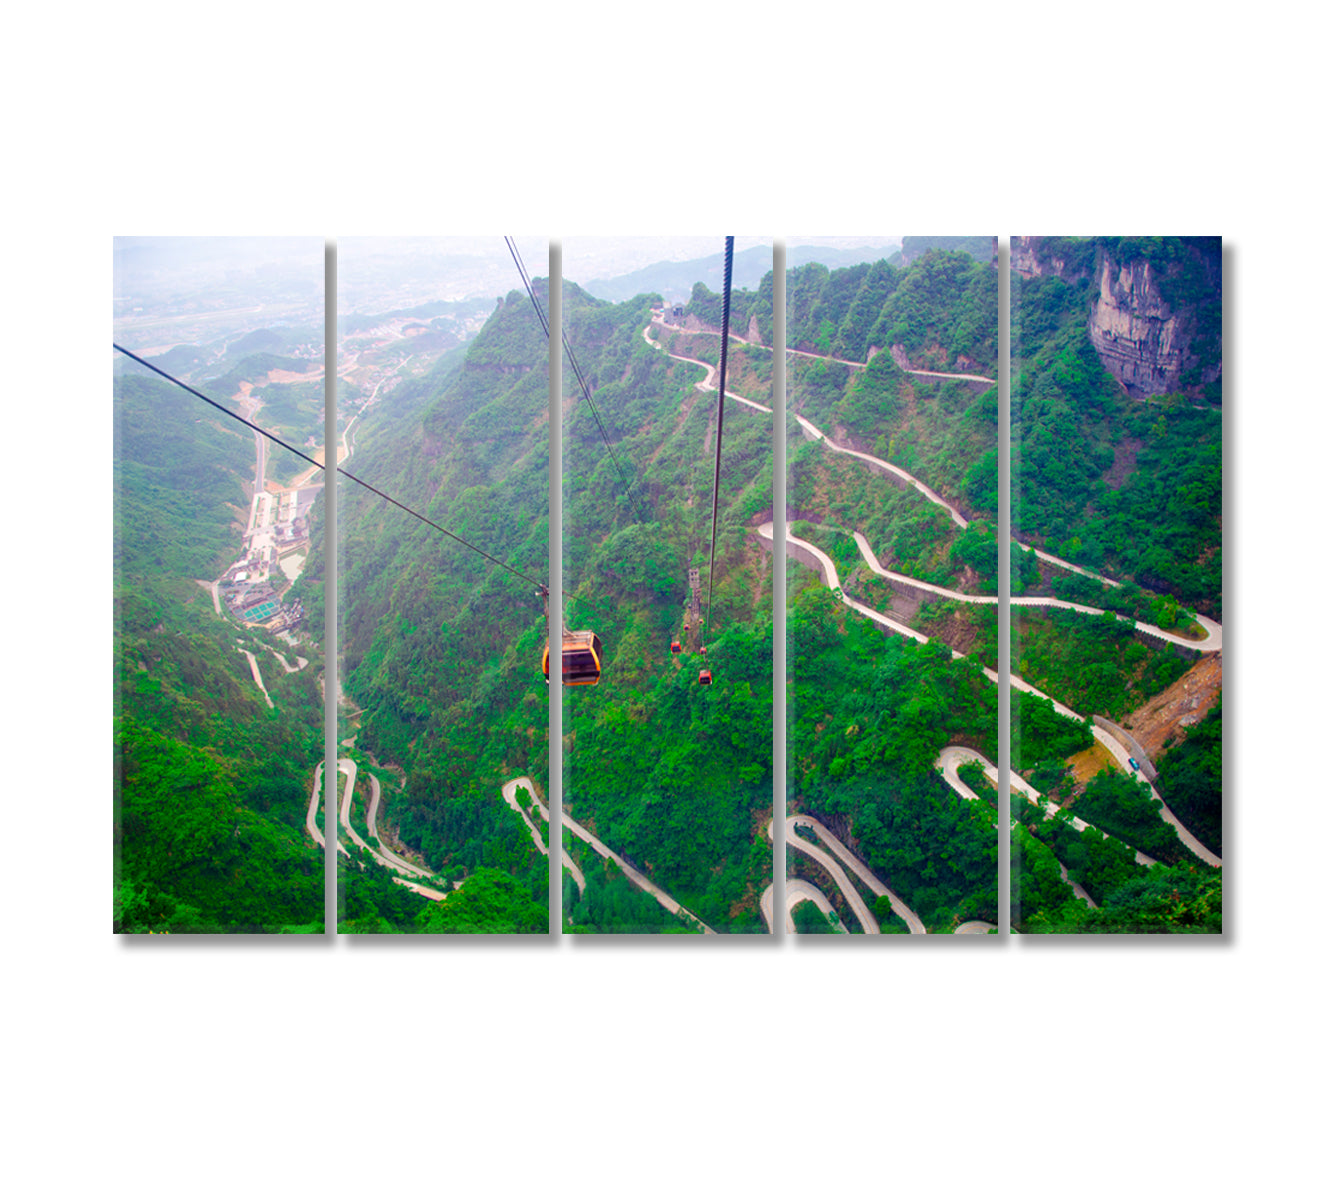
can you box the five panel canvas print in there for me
[112,235,1222,936]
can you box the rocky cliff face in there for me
[1010,237,1088,285]
[1012,236,1221,399]
[1088,255,1194,397]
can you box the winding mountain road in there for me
[793,415,969,527]
[761,878,850,933]
[852,531,1223,653]
[647,325,775,416]
[774,817,880,934]
[304,759,445,900]
[664,311,1225,656]
[646,300,1222,924]
[561,801,714,933]
[762,515,1221,869]
[652,314,996,384]
[305,762,349,858]
[501,776,586,896]
[781,814,926,935]
[362,769,435,880]
[937,746,1099,907]
[335,759,446,897]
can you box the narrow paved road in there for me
[761,878,850,933]
[766,516,1221,869]
[937,746,1098,908]
[238,649,274,708]
[305,762,349,858]
[652,314,996,383]
[795,814,925,934]
[651,311,1221,671]
[776,818,880,934]
[770,815,926,935]
[331,759,450,901]
[362,770,434,879]
[656,310,1222,917]
[791,415,968,527]
[648,325,774,414]
[853,532,1222,653]
[501,776,586,896]
[937,742,1159,867]
[560,796,714,933]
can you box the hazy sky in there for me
[558,235,899,282]
[113,236,908,330]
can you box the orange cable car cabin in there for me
[543,630,604,686]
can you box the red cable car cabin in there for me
[543,630,603,686]
[698,667,712,685]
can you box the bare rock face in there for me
[1011,236,1220,399]
[1088,256,1190,397]
[1011,237,1087,283]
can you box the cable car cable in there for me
[505,236,652,529]
[702,235,735,641]
[505,236,550,339]
[112,343,548,595]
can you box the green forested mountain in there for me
[335,270,776,933]
[114,374,253,593]
[113,236,1223,939]
[782,250,1003,931]
[1011,237,1223,618]
[788,584,999,928]
[114,371,326,933]
[561,279,775,933]
[335,287,553,931]
[1006,236,1223,933]
[785,250,1000,607]
[784,248,998,371]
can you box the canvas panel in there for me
[334,237,552,935]
[113,237,327,935]
[783,237,1001,935]
[558,237,776,935]
[1008,236,1223,934]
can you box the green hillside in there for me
[113,370,326,933]
[335,287,552,932]
[561,279,774,933]
[782,248,1003,931]
[1011,237,1223,619]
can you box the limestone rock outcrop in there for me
[1088,255,1193,397]
[1011,236,1221,399]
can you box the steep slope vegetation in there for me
[1011,236,1223,619]
[335,289,553,931]
[561,279,774,933]
[114,371,326,933]
[780,250,1004,931]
